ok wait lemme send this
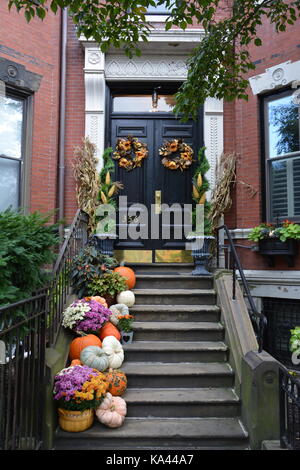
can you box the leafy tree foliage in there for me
[7,0,300,119]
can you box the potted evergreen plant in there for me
[94,148,124,256]
[187,147,214,276]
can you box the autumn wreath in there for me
[159,138,194,171]
[112,135,148,171]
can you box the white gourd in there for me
[109,304,129,326]
[102,336,124,369]
[80,346,109,372]
[116,290,135,307]
[95,392,127,428]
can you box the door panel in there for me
[110,115,202,253]
[111,118,154,250]
[154,118,199,250]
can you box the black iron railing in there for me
[216,224,267,353]
[47,209,88,345]
[0,293,47,450]
[0,209,89,450]
[279,365,300,449]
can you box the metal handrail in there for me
[216,224,267,353]
[47,209,89,345]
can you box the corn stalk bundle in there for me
[73,138,100,232]
[209,152,237,233]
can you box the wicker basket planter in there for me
[58,408,94,433]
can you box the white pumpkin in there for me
[80,346,109,372]
[96,392,127,428]
[102,336,124,369]
[109,304,129,326]
[117,290,135,307]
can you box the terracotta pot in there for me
[58,408,94,432]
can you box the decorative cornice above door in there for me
[105,55,188,81]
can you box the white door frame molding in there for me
[80,32,223,185]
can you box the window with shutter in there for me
[264,89,300,222]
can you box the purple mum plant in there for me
[53,365,108,411]
[62,299,111,335]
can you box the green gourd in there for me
[80,346,109,372]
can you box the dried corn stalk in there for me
[73,138,100,232]
[209,152,237,233]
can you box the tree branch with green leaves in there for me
[7,0,300,119]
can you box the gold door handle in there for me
[155,190,161,214]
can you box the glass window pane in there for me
[0,96,24,159]
[0,157,20,211]
[113,94,176,112]
[268,94,300,158]
[147,1,170,13]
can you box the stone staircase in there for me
[54,263,249,450]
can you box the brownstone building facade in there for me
[1,2,300,364]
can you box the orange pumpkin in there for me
[70,359,82,366]
[69,334,102,361]
[84,296,108,308]
[99,322,121,342]
[114,267,136,289]
[105,368,127,396]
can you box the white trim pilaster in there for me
[83,46,106,169]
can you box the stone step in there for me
[122,362,234,388]
[129,304,221,322]
[125,387,240,418]
[123,341,228,363]
[135,274,213,290]
[55,417,248,450]
[132,321,224,342]
[126,263,195,274]
[133,289,216,305]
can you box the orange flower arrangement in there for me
[159,138,194,171]
[113,135,148,171]
[117,314,134,332]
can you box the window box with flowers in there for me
[248,220,300,266]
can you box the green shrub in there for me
[0,209,59,306]
[70,243,118,298]
[87,272,127,298]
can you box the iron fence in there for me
[0,209,89,449]
[0,294,47,450]
[263,298,300,370]
[279,365,300,449]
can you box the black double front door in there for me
[110,114,202,254]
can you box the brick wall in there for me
[64,18,85,224]
[0,5,61,218]
[223,19,300,269]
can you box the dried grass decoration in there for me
[112,135,148,171]
[73,138,100,232]
[159,138,194,171]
